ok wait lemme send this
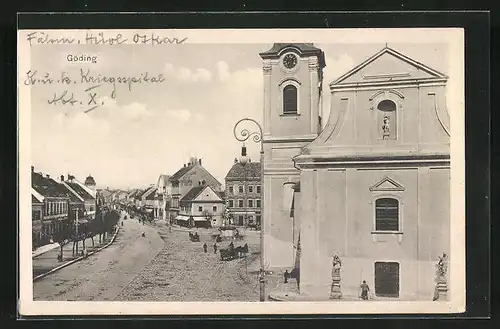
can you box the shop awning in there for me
[175,215,190,221]
[192,216,209,222]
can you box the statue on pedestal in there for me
[329,254,342,299]
[433,253,448,301]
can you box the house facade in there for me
[167,157,222,221]
[156,174,172,221]
[177,184,225,227]
[224,158,261,227]
[61,175,97,226]
[261,44,450,301]
[31,167,71,247]
[140,185,158,217]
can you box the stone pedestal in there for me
[329,267,342,299]
[435,278,448,301]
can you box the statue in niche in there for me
[382,115,391,139]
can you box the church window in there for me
[377,99,397,140]
[283,85,298,114]
[375,198,399,231]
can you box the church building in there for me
[260,43,450,300]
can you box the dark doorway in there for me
[238,215,244,226]
[374,262,400,298]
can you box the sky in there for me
[28,41,450,190]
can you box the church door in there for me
[374,262,400,298]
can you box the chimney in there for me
[31,166,34,173]
[46,174,50,179]
[234,158,238,164]
[183,164,186,168]
[198,159,202,165]
[60,175,64,182]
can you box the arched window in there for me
[377,99,397,140]
[283,85,298,114]
[375,198,399,231]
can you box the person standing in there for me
[284,270,290,283]
[213,243,218,254]
[203,242,208,253]
[359,280,370,300]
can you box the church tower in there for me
[259,43,326,268]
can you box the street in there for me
[33,211,263,301]
[33,212,164,301]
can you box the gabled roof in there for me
[330,46,448,86]
[65,181,95,201]
[144,187,158,200]
[140,186,157,199]
[180,185,206,203]
[225,162,261,180]
[31,172,70,198]
[169,164,195,182]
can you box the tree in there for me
[52,220,71,261]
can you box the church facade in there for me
[260,43,450,300]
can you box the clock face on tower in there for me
[282,53,298,69]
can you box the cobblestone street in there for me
[115,221,262,301]
[34,212,263,301]
[33,212,164,301]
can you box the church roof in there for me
[259,43,326,67]
[330,46,448,86]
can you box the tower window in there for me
[283,85,298,114]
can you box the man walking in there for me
[213,243,218,254]
[359,280,370,300]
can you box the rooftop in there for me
[259,43,326,67]
[180,185,206,203]
[225,162,261,180]
[32,172,70,198]
[66,181,95,201]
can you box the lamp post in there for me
[233,118,266,302]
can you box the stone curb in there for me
[33,227,121,282]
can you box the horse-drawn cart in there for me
[219,243,249,261]
[189,232,200,242]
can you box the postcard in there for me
[18,27,465,315]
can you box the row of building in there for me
[31,166,102,248]
[104,157,262,228]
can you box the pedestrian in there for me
[284,270,290,283]
[203,242,208,253]
[359,280,370,300]
[213,243,218,254]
